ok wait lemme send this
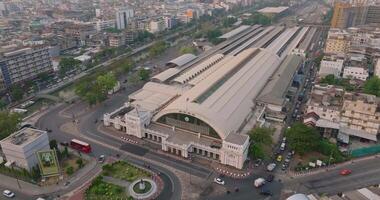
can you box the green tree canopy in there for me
[179,45,197,55]
[363,76,380,97]
[285,123,321,155]
[222,17,238,27]
[0,111,21,139]
[242,12,272,26]
[249,143,265,159]
[10,85,24,102]
[249,127,274,145]
[59,57,81,77]
[75,72,117,105]
[206,28,223,45]
[138,68,150,81]
[149,41,168,57]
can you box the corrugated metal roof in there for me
[166,53,197,67]
[219,25,251,39]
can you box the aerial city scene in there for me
[0,0,380,199]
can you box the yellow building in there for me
[325,29,350,54]
[330,2,351,28]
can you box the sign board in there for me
[309,162,316,168]
[316,160,322,166]
[36,150,60,177]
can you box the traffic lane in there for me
[293,157,380,195]
[209,174,283,200]
[0,187,33,200]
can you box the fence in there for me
[351,144,380,158]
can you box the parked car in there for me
[280,143,286,151]
[3,190,15,198]
[260,188,273,196]
[266,174,274,182]
[267,163,276,172]
[214,177,225,185]
[60,141,69,146]
[254,159,262,167]
[340,169,352,176]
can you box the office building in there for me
[116,7,134,30]
[0,128,50,171]
[318,55,345,77]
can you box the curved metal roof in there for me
[286,194,310,200]
[166,53,197,67]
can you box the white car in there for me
[3,190,15,198]
[214,177,225,185]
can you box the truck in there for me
[254,178,266,188]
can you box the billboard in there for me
[36,150,60,177]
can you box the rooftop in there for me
[1,127,46,146]
[258,6,289,14]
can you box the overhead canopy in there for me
[166,54,197,67]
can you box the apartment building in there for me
[149,19,166,33]
[95,19,115,32]
[325,29,351,54]
[116,7,134,30]
[0,46,53,88]
[108,33,126,47]
[331,2,352,28]
[340,93,380,141]
[318,55,345,77]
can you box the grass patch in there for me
[86,176,128,200]
[102,161,151,182]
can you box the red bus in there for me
[70,139,92,153]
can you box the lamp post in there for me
[11,163,21,189]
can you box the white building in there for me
[149,19,166,33]
[116,7,134,30]
[318,56,344,78]
[343,66,369,80]
[95,20,115,32]
[103,25,310,169]
[0,128,50,171]
[375,59,380,78]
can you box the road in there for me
[286,157,380,195]
[35,102,182,200]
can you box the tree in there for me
[222,17,238,27]
[0,111,21,139]
[363,76,380,97]
[180,46,197,55]
[66,166,74,175]
[76,158,84,168]
[249,127,274,145]
[10,85,24,102]
[62,146,69,158]
[49,139,58,150]
[249,143,265,159]
[75,72,117,105]
[138,68,150,81]
[149,41,168,57]
[59,57,81,77]
[285,123,321,155]
[0,99,6,110]
[206,28,222,44]
[37,72,50,82]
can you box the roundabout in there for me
[128,178,157,199]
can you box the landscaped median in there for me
[85,161,161,200]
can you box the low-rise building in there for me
[343,66,369,80]
[318,55,345,77]
[0,127,50,171]
[108,33,125,47]
[325,29,351,55]
[340,93,380,142]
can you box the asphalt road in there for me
[287,157,380,195]
[35,102,182,200]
